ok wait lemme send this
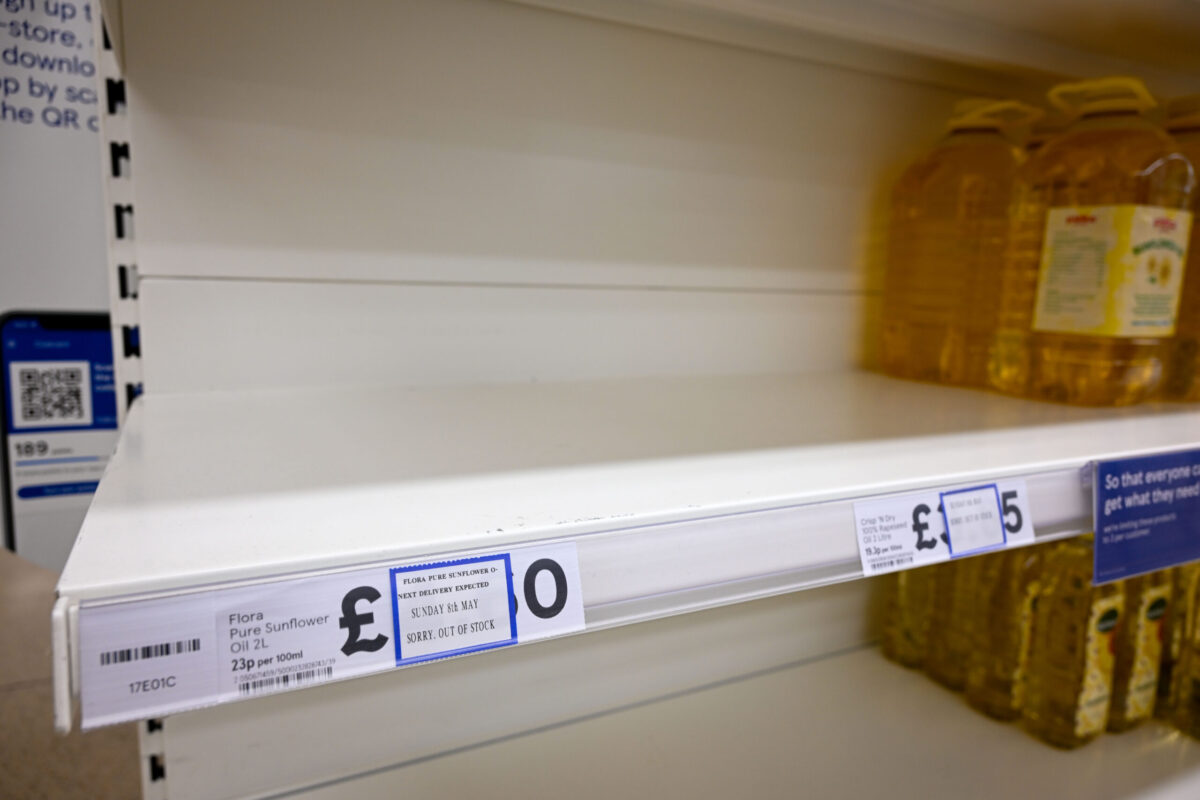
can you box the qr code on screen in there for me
[9,361,92,429]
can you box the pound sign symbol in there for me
[339,586,389,656]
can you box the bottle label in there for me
[1121,583,1171,721]
[1075,593,1124,738]
[1032,205,1193,338]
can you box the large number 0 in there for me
[523,559,568,619]
[1001,490,1023,534]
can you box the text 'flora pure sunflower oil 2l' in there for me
[965,544,1046,720]
[1108,570,1171,731]
[1023,537,1124,748]
[925,558,983,690]
[881,99,1038,387]
[881,566,935,668]
[992,77,1196,405]
[1159,564,1200,718]
[1165,96,1200,401]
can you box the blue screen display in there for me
[2,313,119,557]
[2,315,117,434]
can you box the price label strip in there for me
[852,479,1033,576]
[78,542,583,729]
[1093,448,1200,584]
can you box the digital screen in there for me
[2,313,118,571]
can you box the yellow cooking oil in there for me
[965,544,1046,720]
[881,565,936,668]
[1023,114,1066,156]
[1173,566,1200,739]
[1108,570,1171,731]
[925,557,983,690]
[881,99,1037,386]
[1023,537,1124,748]
[1165,97,1200,401]
[991,77,1196,405]
[1159,563,1200,718]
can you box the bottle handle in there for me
[949,99,1042,130]
[1048,77,1155,113]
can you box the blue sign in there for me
[1093,449,1200,584]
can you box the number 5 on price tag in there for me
[852,479,1033,576]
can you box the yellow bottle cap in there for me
[1166,95,1200,131]
[1047,76,1156,117]
[946,98,1042,131]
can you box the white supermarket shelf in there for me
[55,370,1200,727]
[101,0,1200,96]
[59,370,1200,601]
[510,0,1200,96]
[308,646,1200,799]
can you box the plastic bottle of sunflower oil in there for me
[1023,113,1066,156]
[992,77,1196,405]
[1164,96,1200,401]
[925,557,984,690]
[1023,536,1124,748]
[965,544,1046,720]
[1159,564,1200,718]
[1108,570,1172,731]
[881,99,1038,386]
[1172,567,1200,739]
[881,566,936,668]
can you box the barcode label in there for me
[874,556,914,571]
[237,667,334,696]
[100,638,201,666]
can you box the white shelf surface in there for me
[55,370,1200,727]
[102,0,1200,95]
[519,0,1200,96]
[60,370,1200,604]
[311,646,1200,799]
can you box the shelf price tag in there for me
[387,543,585,665]
[852,479,1033,576]
[1093,449,1200,584]
[78,542,584,729]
